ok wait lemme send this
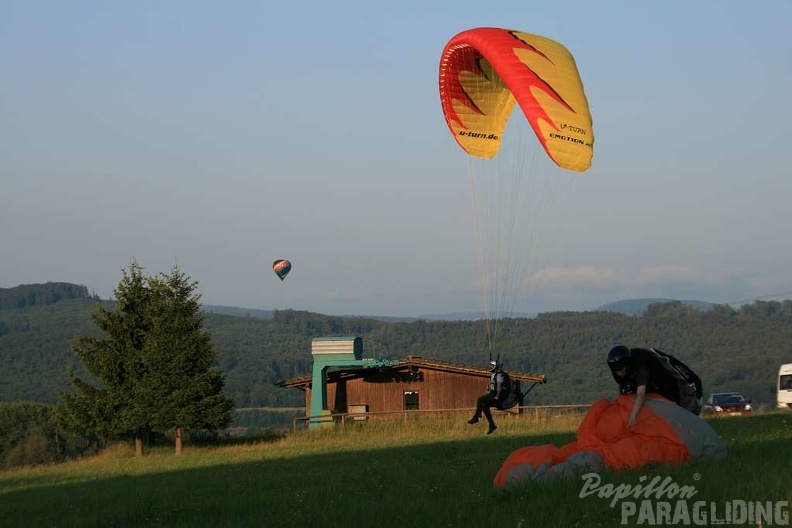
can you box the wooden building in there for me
[276,355,547,419]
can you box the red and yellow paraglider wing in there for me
[438,30,517,160]
[439,27,594,172]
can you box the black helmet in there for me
[606,344,633,372]
[488,359,499,371]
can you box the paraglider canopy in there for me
[439,27,594,171]
[438,27,596,360]
[272,259,292,281]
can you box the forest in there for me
[1,283,791,410]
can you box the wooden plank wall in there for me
[304,367,492,415]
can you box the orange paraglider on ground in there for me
[493,395,728,489]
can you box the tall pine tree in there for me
[57,261,233,456]
[141,266,233,454]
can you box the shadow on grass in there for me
[0,430,577,528]
[2,413,789,528]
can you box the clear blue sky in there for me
[2,1,791,317]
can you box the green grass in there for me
[0,413,790,527]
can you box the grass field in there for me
[0,412,789,527]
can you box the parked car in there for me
[702,392,752,415]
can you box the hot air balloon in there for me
[272,260,292,281]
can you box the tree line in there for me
[1,279,792,468]
[2,285,791,411]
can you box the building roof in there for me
[275,355,547,391]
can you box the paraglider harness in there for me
[489,356,540,411]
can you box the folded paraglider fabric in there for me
[493,395,727,489]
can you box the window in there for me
[403,391,419,410]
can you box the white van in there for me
[778,364,792,410]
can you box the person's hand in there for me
[627,415,637,430]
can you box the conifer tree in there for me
[58,261,233,455]
[140,266,233,454]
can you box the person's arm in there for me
[627,384,647,429]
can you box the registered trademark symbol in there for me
[693,473,701,480]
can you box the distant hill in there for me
[418,311,538,321]
[0,283,728,320]
[0,282,93,310]
[418,301,716,320]
[201,305,273,319]
[201,305,418,323]
[595,298,714,316]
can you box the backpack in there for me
[648,348,703,415]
